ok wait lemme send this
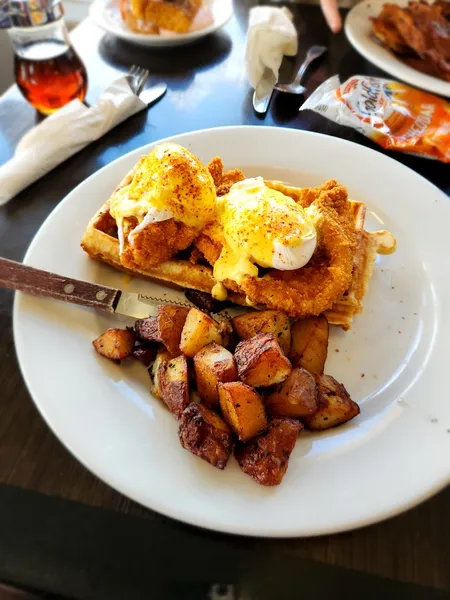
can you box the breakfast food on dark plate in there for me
[93,306,360,486]
[81,143,396,330]
[371,0,450,82]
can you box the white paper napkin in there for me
[245,6,298,99]
[0,76,147,206]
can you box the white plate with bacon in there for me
[345,0,450,98]
[13,126,450,537]
[90,0,233,47]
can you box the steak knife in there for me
[0,257,193,319]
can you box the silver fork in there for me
[125,65,150,96]
[275,45,327,95]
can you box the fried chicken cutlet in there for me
[196,161,358,316]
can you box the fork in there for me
[125,65,150,96]
[275,45,327,95]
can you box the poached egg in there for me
[109,143,216,252]
[212,178,318,298]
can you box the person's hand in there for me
[320,0,342,32]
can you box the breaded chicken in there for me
[120,217,197,270]
[194,178,358,316]
[240,187,357,316]
[207,157,246,197]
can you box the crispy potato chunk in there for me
[135,305,189,357]
[265,367,318,418]
[303,375,360,430]
[150,347,171,400]
[289,316,329,376]
[180,308,223,358]
[218,382,268,441]
[132,345,157,367]
[234,333,292,388]
[93,328,135,361]
[157,305,190,356]
[235,418,302,486]
[232,310,291,355]
[135,317,160,343]
[158,354,190,419]
[179,403,234,470]
[194,343,237,407]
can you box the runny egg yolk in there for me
[109,143,217,251]
[212,178,318,295]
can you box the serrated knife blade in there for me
[0,257,195,319]
[114,291,193,319]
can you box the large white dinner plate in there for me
[14,127,450,537]
[89,0,232,47]
[345,0,450,98]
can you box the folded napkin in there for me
[245,6,298,99]
[0,76,147,206]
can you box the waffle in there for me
[81,180,395,329]
[325,228,396,330]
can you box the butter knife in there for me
[0,258,191,319]
[140,83,167,107]
[252,70,276,116]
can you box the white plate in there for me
[89,0,233,47]
[345,0,450,97]
[14,127,450,537]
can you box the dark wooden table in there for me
[0,2,449,598]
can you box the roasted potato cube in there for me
[289,316,329,376]
[156,305,190,356]
[218,382,268,441]
[135,305,189,357]
[265,367,318,418]
[179,403,234,470]
[235,418,302,486]
[234,333,292,388]
[303,375,360,430]
[93,328,135,361]
[135,317,161,343]
[149,347,171,400]
[179,308,223,358]
[132,345,157,367]
[194,343,237,406]
[232,310,291,355]
[158,354,190,419]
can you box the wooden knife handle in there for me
[0,257,121,313]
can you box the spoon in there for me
[275,45,327,95]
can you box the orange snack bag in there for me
[300,76,450,163]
